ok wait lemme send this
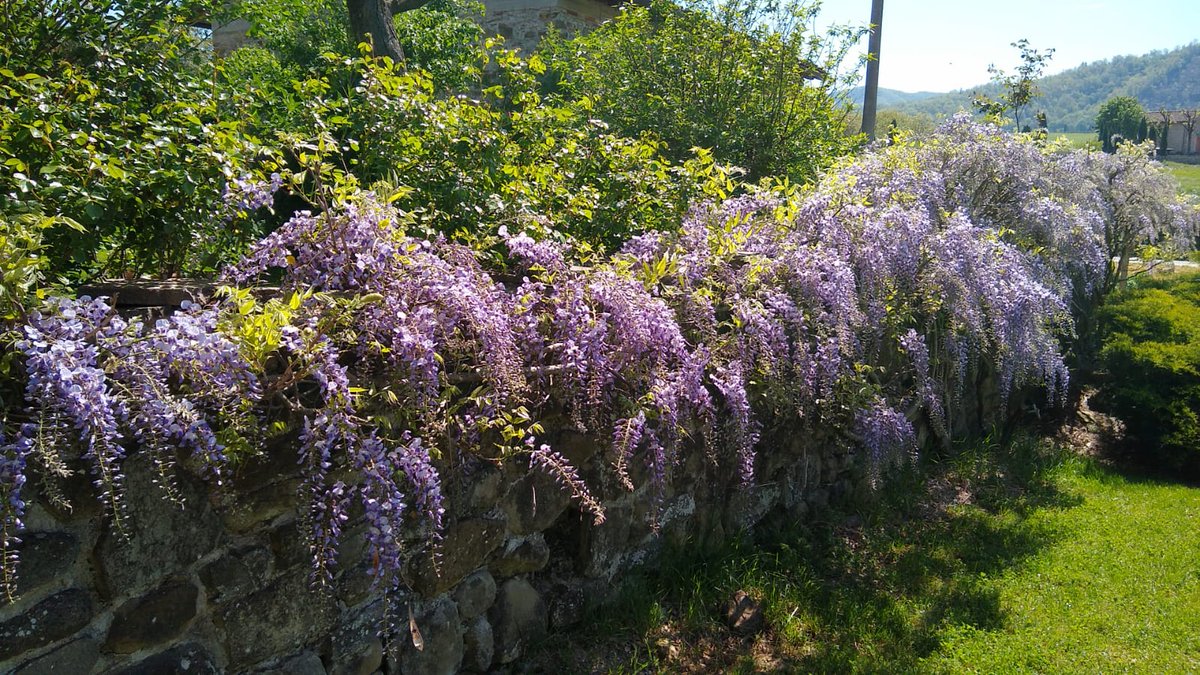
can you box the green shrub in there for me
[1098,273,1200,472]
[0,61,271,280]
[275,49,729,252]
[0,0,277,280]
[225,0,485,90]
[540,0,863,183]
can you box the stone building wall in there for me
[213,18,254,56]
[481,0,619,53]
[1,286,1002,674]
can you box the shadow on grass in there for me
[527,438,1084,674]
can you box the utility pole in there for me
[861,0,884,140]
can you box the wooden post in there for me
[861,0,884,141]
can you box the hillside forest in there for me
[873,41,1200,133]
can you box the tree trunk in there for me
[346,0,404,62]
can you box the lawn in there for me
[1058,131,1101,150]
[1164,160,1200,197]
[531,439,1200,673]
[928,457,1200,673]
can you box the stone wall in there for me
[481,0,619,54]
[0,287,937,674]
[0,430,861,673]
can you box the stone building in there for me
[1154,109,1200,156]
[479,0,628,53]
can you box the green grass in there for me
[1057,131,1101,151]
[533,439,1200,673]
[928,461,1200,673]
[1164,160,1200,197]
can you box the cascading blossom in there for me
[856,399,917,485]
[3,114,1193,604]
[1,429,28,601]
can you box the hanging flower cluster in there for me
[2,115,1195,601]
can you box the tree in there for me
[972,39,1054,132]
[1155,108,1172,153]
[1095,96,1146,153]
[540,0,865,183]
[1182,109,1199,155]
[345,0,432,62]
[1090,141,1190,290]
[0,0,214,73]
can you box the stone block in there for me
[488,579,546,665]
[111,642,220,675]
[328,601,385,675]
[0,531,78,608]
[258,650,326,675]
[724,589,765,636]
[463,465,503,514]
[726,484,780,531]
[267,518,309,571]
[216,568,338,669]
[554,429,601,467]
[13,636,99,674]
[451,570,496,621]
[104,578,199,654]
[548,582,586,630]
[408,517,505,596]
[35,471,102,524]
[580,502,632,579]
[199,545,272,606]
[397,596,463,675]
[215,442,304,533]
[216,477,301,534]
[461,615,493,673]
[94,458,225,597]
[489,534,550,578]
[334,559,379,607]
[0,588,93,661]
[500,471,571,535]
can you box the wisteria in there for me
[855,399,918,486]
[529,443,605,525]
[18,297,131,519]
[1,429,27,601]
[2,115,1195,601]
[223,172,283,220]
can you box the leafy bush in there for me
[0,0,215,75]
[540,0,863,183]
[226,0,353,71]
[1096,96,1148,152]
[0,61,271,280]
[225,0,485,89]
[2,117,1147,599]
[393,0,486,90]
[1098,273,1200,472]
[249,49,729,252]
[0,0,277,280]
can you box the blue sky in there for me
[813,0,1199,93]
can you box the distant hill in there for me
[882,42,1200,132]
[847,86,943,109]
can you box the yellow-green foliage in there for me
[1099,273,1200,470]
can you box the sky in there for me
[812,0,1199,93]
